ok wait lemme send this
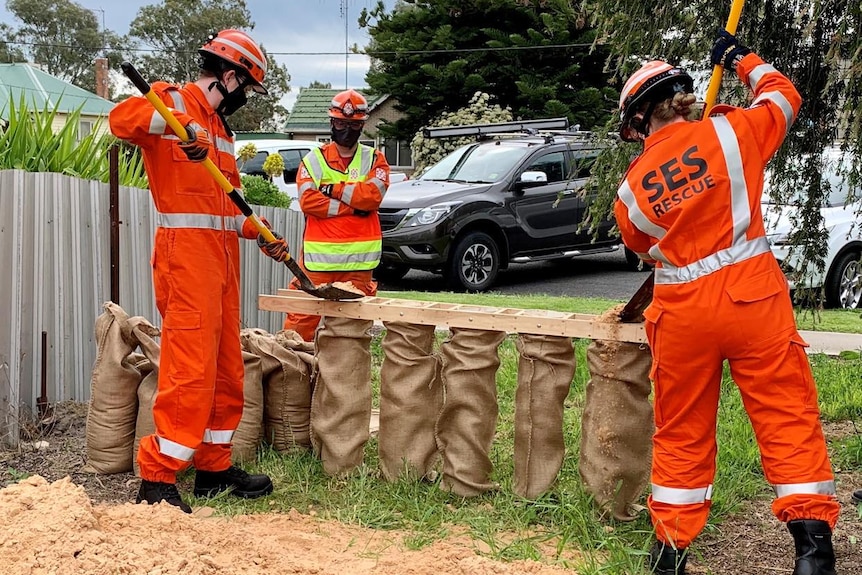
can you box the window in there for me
[78,119,94,141]
[384,139,413,167]
[239,151,268,177]
[278,149,309,184]
[525,151,567,183]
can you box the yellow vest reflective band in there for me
[302,145,382,271]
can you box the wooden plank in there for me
[260,292,647,343]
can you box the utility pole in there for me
[340,0,348,88]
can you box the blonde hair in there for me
[652,92,700,122]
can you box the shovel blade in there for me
[619,271,654,323]
[283,256,365,301]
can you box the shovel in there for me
[121,62,363,301]
[618,0,745,322]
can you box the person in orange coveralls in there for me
[110,29,287,513]
[282,89,390,341]
[614,32,839,575]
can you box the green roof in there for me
[284,87,386,133]
[0,63,114,118]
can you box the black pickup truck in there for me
[376,128,641,291]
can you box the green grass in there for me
[186,294,861,574]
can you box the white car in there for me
[236,139,323,210]
[762,150,862,309]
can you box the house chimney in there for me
[95,58,109,99]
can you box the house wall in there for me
[49,113,112,138]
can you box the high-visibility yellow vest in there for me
[301,145,382,272]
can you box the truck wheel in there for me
[624,247,653,272]
[373,262,410,283]
[825,251,862,309]
[447,231,500,292]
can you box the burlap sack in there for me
[436,328,506,496]
[379,322,443,481]
[579,339,653,520]
[231,350,265,464]
[241,328,313,453]
[513,334,575,499]
[84,302,158,474]
[310,316,373,476]
[130,321,161,477]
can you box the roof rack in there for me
[423,117,569,139]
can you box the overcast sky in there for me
[0,0,397,111]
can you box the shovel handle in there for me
[703,0,746,116]
[120,61,279,246]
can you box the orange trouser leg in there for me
[645,302,724,549]
[727,335,839,528]
[282,269,377,341]
[193,260,245,473]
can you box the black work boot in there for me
[787,519,836,575]
[194,465,274,499]
[649,540,688,575]
[852,489,862,506]
[136,480,192,514]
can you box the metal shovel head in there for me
[308,281,365,301]
[619,271,654,323]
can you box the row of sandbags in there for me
[84,302,314,477]
[85,302,654,520]
[317,318,654,521]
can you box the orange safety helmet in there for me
[199,29,268,95]
[618,60,693,142]
[329,89,368,121]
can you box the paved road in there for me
[376,250,651,301]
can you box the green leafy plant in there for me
[0,95,148,188]
[240,174,291,209]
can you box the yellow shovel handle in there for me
[703,0,746,117]
[121,61,277,244]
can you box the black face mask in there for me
[209,75,249,117]
[332,124,362,148]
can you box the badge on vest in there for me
[349,167,360,180]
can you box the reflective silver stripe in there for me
[305,249,383,266]
[341,184,355,205]
[774,480,836,498]
[655,236,771,284]
[156,212,237,231]
[234,215,247,233]
[752,92,795,136]
[149,111,167,135]
[711,116,750,242]
[303,152,326,187]
[157,436,195,461]
[215,37,266,74]
[359,145,374,174]
[327,198,340,217]
[748,63,777,91]
[202,429,235,445]
[216,137,234,155]
[648,245,671,266]
[298,181,316,194]
[652,484,713,505]
[366,177,387,196]
[617,180,666,239]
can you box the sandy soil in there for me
[1,402,860,574]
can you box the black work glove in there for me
[319,184,334,197]
[711,30,751,71]
[257,230,289,262]
[353,209,370,217]
[178,123,211,162]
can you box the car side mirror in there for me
[513,170,548,191]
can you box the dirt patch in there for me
[1,402,861,574]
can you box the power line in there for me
[1,38,595,57]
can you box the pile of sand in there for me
[0,475,575,575]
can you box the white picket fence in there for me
[0,170,304,445]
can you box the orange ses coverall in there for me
[614,53,839,548]
[283,143,390,340]
[110,83,260,483]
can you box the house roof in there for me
[0,63,114,118]
[283,87,388,133]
